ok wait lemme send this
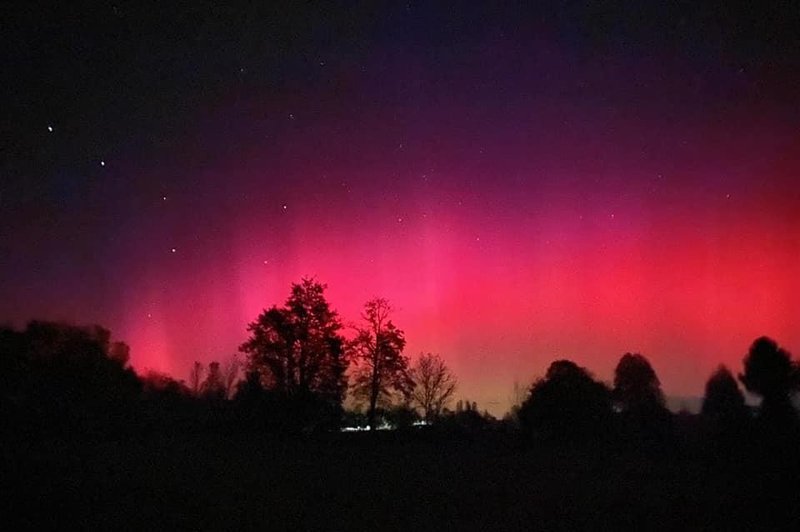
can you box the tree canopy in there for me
[239,278,348,419]
[518,360,613,443]
[613,352,665,412]
[739,337,798,407]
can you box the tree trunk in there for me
[368,377,379,430]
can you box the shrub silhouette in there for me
[518,360,613,444]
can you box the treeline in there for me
[2,278,800,450]
[515,343,800,454]
[0,279,462,438]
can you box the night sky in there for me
[3,2,799,414]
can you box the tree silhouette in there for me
[239,278,348,428]
[222,355,241,399]
[504,380,529,425]
[350,298,413,430]
[518,360,613,444]
[410,352,457,423]
[0,321,141,436]
[189,361,205,395]
[141,370,189,398]
[739,336,798,421]
[702,365,750,444]
[613,352,665,411]
[613,352,671,443]
[200,361,226,400]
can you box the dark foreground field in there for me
[5,431,800,531]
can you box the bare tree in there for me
[189,361,205,395]
[222,355,241,399]
[411,352,457,423]
[200,361,225,400]
[350,298,413,430]
[505,379,529,423]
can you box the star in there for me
[47,125,54,132]
[397,217,403,223]
[282,203,288,211]
[162,196,168,201]
[170,247,177,253]
[100,160,106,167]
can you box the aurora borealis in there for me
[2,2,799,414]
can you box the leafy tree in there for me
[518,360,613,444]
[703,365,748,420]
[350,298,413,430]
[739,336,799,420]
[0,321,141,436]
[411,352,457,423]
[613,352,671,443]
[613,352,665,412]
[702,365,750,444]
[239,278,348,428]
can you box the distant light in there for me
[162,196,167,201]
[171,247,177,253]
[47,125,54,132]
[282,204,288,210]
[100,160,105,167]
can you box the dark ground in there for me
[5,430,799,531]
